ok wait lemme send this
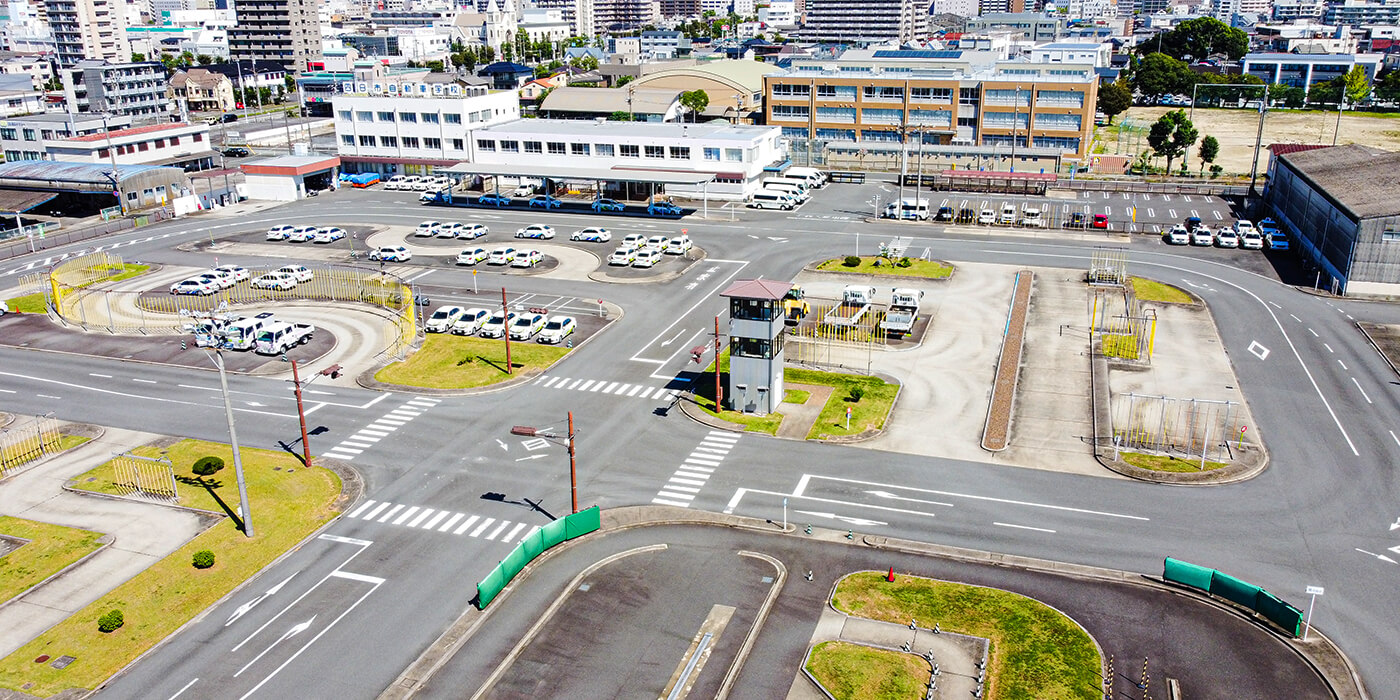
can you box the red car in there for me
[1092,214,1109,229]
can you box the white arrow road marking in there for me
[1390,517,1400,531]
[495,439,508,451]
[226,572,299,627]
[1248,341,1270,360]
[660,329,686,347]
[793,510,888,526]
[515,454,548,462]
[865,490,954,507]
[1356,548,1397,564]
[235,616,316,677]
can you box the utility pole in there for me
[209,349,253,537]
[502,286,512,373]
[567,411,577,513]
[714,315,722,410]
[1249,84,1270,196]
[289,358,311,466]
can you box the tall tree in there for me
[1197,135,1219,176]
[1139,17,1248,61]
[1343,65,1373,106]
[679,89,710,122]
[1132,53,1194,101]
[1146,109,1199,176]
[1096,80,1132,124]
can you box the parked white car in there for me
[285,226,318,242]
[508,312,546,340]
[425,305,466,333]
[486,247,517,265]
[450,308,491,335]
[478,311,518,338]
[620,234,646,251]
[633,248,662,268]
[436,222,465,238]
[1191,226,1214,246]
[276,265,314,283]
[1215,228,1240,248]
[536,315,576,344]
[194,270,237,290]
[414,221,441,237]
[384,175,407,190]
[570,227,611,242]
[314,227,346,243]
[456,248,489,265]
[370,246,412,262]
[515,224,555,240]
[212,265,251,282]
[1165,225,1190,245]
[170,278,218,295]
[251,272,297,290]
[607,247,636,266]
[512,250,543,268]
[1234,220,1256,236]
[645,235,668,251]
[266,225,296,241]
[459,223,488,240]
[1240,230,1264,250]
[665,236,692,254]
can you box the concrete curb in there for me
[1355,322,1400,379]
[0,535,114,617]
[981,269,1033,452]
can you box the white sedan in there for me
[425,305,466,333]
[486,248,517,265]
[414,221,441,237]
[314,227,346,243]
[570,227,612,243]
[170,278,217,295]
[456,248,489,265]
[276,265,314,283]
[633,249,662,268]
[212,265,251,282]
[266,225,296,241]
[450,308,491,335]
[478,311,518,338]
[251,272,297,290]
[459,224,488,240]
[509,313,547,340]
[436,222,465,239]
[512,250,543,268]
[515,224,555,240]
[285,226,318,242]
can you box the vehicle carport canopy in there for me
[439,163,716,187]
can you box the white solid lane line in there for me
[994,522,1056,533]
[1352,377,1373,404]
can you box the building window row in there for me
[815,106,856,124]
[908,109,953,127]
[772,104,809,121]
[862,86,903,102]
[1032,136,1081,152]
[472,140,726,161]
[772,83,810,97]
[982,112,1030,129]
[1034,113,1082,131]
[1035,90,1085,108]
[861,108,902,125]
[983,89,1032,107]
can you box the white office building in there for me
[1029,42,1113,67]
[332,79,519,175]
[467,119,786,200]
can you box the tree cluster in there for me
[1136,17,1249,62]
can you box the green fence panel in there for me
[542,518,568,549]
[1209,571,1262,609]
[501,542,532,580]
[476,564,508,609]
[521,526,546,560]
[565,506,602,539]
[1255,591,1304,637]
[1162,557,1214,591]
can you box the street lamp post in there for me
[205,346,254,537]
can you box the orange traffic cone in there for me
[886,566,895,582]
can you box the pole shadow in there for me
[195,475,246,532]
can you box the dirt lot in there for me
[1113,107,1400,174]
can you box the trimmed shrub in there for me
[843,255,861,267]
[192,550,215,569]
[98,609,124,633]
[848,386,865,402]
[897,257,913,268]
[191,456,225,476]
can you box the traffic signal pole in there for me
[502,286,512,373]
[290,358,311,466]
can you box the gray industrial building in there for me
[1263,144,1400,296]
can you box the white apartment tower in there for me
[45,0,129,66]
[800,0,928,43]
[228,0,321,74]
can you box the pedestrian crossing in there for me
[343,499,537,544]
[533,374,681,402]
[321,396,441,462]
[652,430,740,508]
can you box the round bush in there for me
[843,255,861,267]
[97,609,124,633]
[848,386,865,402]
[192,550,215,569]
[191,456,225,476]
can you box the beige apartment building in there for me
[764,49,1099,169]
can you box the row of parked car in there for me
[424,305,576,343]
[607,234,692,268]
[1163,217,1288,250]
[384,175,453,192]
[267,225,346,244]
[472,193,684,217]
[169,264,316,295]
[453,247,544,268]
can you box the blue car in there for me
[592,198,624,212]
[1266,231,1289,250]
[528,195,561,209]
[478,193,512,206]
[648,201,682,217]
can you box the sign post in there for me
[1303,585,1324,641]
[845,406,851,431]
[782,497,788,532]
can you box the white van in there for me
[748,189,797,210]
[764,177,809,195]
[784,167,826,188]
[761,180,808,202]
[883,197,931,221]
[221,313,275,351]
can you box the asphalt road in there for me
[1,181,1396,697]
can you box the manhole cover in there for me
[34,655,49,663]
[51,655,75,669]
[578,583,591,592]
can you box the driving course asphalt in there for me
[0,182,1396,698]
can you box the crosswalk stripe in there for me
[669,476,706,487]
[675,469,712,480]
[340,440,374,449]
[609,383,627,394]
[378,504,405,522]
[422,511,449,530]
[347,500,376,518]
[652,497,691,507]
[374,417,408,426]
[407,399,436,406]
[577,380,596,391]
[454,515,481,535]
[656,490,695,501]
[388,410,420,419]
[350,434,381,443]
[362,502,391,520]
[322,451,357,461]
[407,508,434,527]
[331,446,364,455]
[662,389,679,400]
[639,387,656,399]
[484,521,509,540]
[392,506,420,525]
[665,482,701,492]
[694,445,730,454]
[367,424,398,433]
[502,522,527,542]
[707,431,738,441]
[685,455,722,465]
[601,382,619,393]
[628,385,643,396]
[470,518,496,537]
[439,513,465,532]
[566,378,583,390]
[589,382,606,392]
[543,376,561,387]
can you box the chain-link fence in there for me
[1111,393,1241,464]
[0,414,64,478]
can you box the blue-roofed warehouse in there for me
[0,161,191,218]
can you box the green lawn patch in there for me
[90,263,150,286]
[0,517,104,607]
[374,334,569,390]
[816,256,953,279]
[833,571,1101,700]
[806,641,928,700]
[1120,451,1227,472]
[4,293,47,314]
[1130,277,1195,305]
[0,439,342,697]
[783,389,811,405]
